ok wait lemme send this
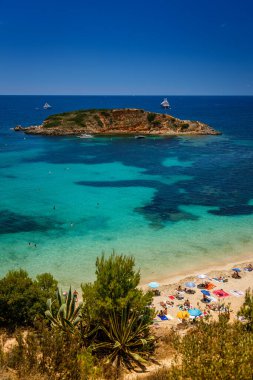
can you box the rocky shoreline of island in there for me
[14,108,221,136]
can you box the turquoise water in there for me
[0,96,253,287]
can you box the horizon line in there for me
[0,94,253,97]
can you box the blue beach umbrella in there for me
[201,290,210,296]
[148,281,160,288]
[188,308,202,317]
[232,268,241,272]
[185,282,196,288]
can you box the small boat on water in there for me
[43,102,52,109]
[161,98,170,109]
[135,135,146,139]
[79,134,94,139]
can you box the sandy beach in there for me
[142,258,253,328]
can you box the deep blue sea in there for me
[0,96,253,287]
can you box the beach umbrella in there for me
[177,310,190,320]
[185,281,196,288]
[188,308,202,317]
[201,290,210,296]
[197,274,207,279]
[148,281,160,288]
[232,268,241,272]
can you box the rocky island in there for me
[15,108,221,136]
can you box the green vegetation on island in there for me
[0,253,252,380]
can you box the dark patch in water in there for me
[3,174,17,179]
[209,205,253,216]
[0,210,63,234]
[76,179,162,188]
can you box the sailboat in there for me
[160,98,170,109]
[43,102,52,109]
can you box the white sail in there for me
[43,102,52,109]
[161,98,170,108]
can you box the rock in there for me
[14,109,221,136]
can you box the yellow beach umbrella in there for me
[177,310,190,320]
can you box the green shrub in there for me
[82,253,153,321]
[153,120,161,127]
[0,270,58,329]
[238,288,253,331]
[147,113,156,123]
[94,115,103,128]
[44,120,60,128]
[2,326,89,380]
[71,113,86,126]
[100,111,110,117]
[143,315,253,380]
[181,123,189,130]
[81,253,154,372]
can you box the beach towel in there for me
[207,295,218,302]
[206,283,216,290]
[158,315,169,321]
[213,290,230,298]
[168,295,175,300]
[230,290,244,297]
[212,278,228,283]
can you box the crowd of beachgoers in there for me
[146,261,253,327]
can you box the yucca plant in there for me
[45,287,82,333]
[93,308,154,373]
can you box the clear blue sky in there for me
[0,0,252,95]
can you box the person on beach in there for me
[158,310,165,317]
[202,294,210,303]
[73,289,78,301]
[184,299,190,309]
[176,290,185,300]
[232,271,241,279]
